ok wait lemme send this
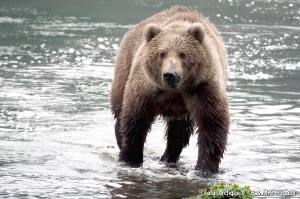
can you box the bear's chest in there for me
[153,92,188,118]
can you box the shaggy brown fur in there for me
[110,6,230,176]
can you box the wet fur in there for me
[111,6,230,175]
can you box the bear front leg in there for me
[119,113,155,166]
[118,80,156,166]
[184,83,230,175]
[161,118,193,163]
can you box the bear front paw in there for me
[194,164,214,178]
[195,157,219,177]
[119,148,143,166]
[160,151,179,163]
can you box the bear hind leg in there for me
[160,118,193,163]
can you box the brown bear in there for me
[110,6,230,176]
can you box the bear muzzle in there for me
[163,69,181,87]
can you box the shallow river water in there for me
[0,0,299,198]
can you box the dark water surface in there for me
[0,0,299,198]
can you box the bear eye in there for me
[159,52,166,58]
[179,52,186,59]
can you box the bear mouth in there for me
[163,80,182,90]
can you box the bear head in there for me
[142,22,209,91]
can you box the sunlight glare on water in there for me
[0,0,299,198]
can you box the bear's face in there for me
[142,23,208,91]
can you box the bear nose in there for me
[163,69,180,85]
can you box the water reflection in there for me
[0,0,299,198]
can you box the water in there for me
[0,0,299,198]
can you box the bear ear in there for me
[189,23,205,43]
[144,23,161,43]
